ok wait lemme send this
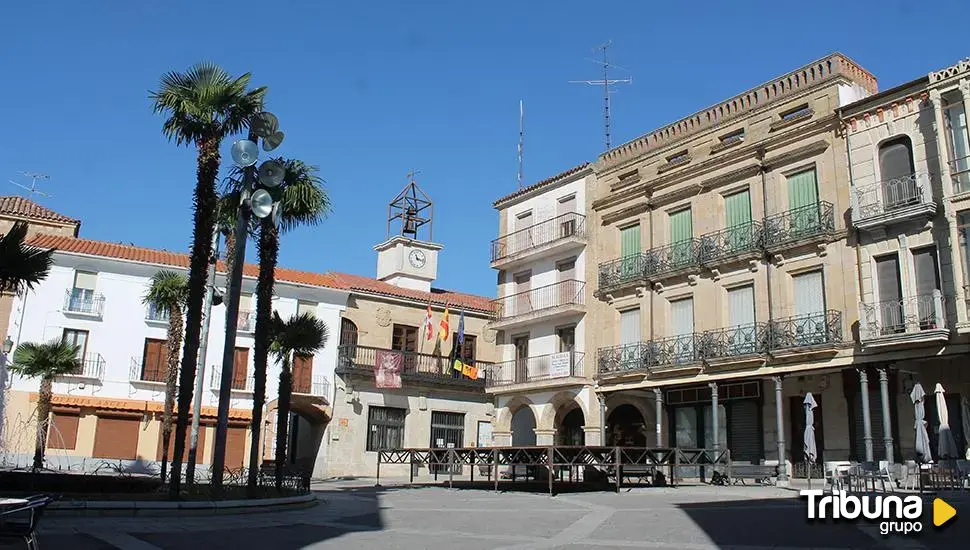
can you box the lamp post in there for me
[209,113,284,493]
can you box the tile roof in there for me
[0,196,80,225]
[492,163,591,208]
[25,234,494,313]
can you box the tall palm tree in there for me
[0,221,55,294]
[9,340,81,470]
[247,159,330,492]
[269,312,329,490]
[150,62,266,496]
[142,271,188,484]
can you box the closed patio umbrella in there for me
[803,393,818,488]
[910,383,932,464]
[962,395,970,460]
[934,384,959,459]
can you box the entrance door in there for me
[790,395,825,477]
[292,355,313,394]
[513,335,529,383]
[430,411,465,474]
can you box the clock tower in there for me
[374,173,442,292]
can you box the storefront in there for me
[666,380,763,462]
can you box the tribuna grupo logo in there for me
[801,490,923,536]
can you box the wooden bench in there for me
[716,463,777,485]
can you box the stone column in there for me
[773,376,788,483]
[878,368,894,464]
[653,388,663,447]
[583,426,602,446]
[709,382,719,450]
[535,429,556,446]
[598,393,607,445]
[858,368,874,462]
[492,431,512,447]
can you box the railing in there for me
[59,352,105,381]
[859,292,947,340]
[767,310,843,350]
[486,351,584,387]
[949,154,970,195]
[237,310,256,332]
[209,367,253,391]
[598,253,648,292]
[293,374,330,397]
[644,239,701,278]
[596,334,700,376]
[493,279,585,321]
[699,222,764,265]
[145,302,171,323]
[763,201,835,249]
[129,357,166,384]
[699,323,769,359]
[491,212,586,263]
[63,288,105,317]
[337,344,490,385]
[853,173,932,221]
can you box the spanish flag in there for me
[439,306,450,342]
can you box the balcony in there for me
[489,279,585,330]
[699,222,764,269]
[699,323,769,370]
[763,202,836,253]
[597,253,649,295]
[491,212,586,269]
[852,173,936,231]
[293,374,330,400]
[237,310,256,334]
[486,351,585,392]
[145,302,171,325]
[210,367,254,393]
[644,239,702,282]
[63,288,105,319]
[767,310,843,357]
[336,344,488,391]
[129,357,167,387]
[859,292,950,348]
[596,334,702,378]
[57,353,105,383]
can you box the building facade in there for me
[488,165,599,449]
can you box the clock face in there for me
[408,249,426,268]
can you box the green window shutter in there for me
[787,169,819,211]
[620,224,641,258]
[669,208,693,243]
[725,190,752,227]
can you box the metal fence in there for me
[491,212,586,262]
[493,279,585,321]
[487,352,584,387]
[337,344,490,385]
[853,173,931,220]
[59,353,105,381]
[63,289,105,317]
[699,222,764,265]
[860,292,947,340]
[763,201,836,249]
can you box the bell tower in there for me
[374,171,442,292]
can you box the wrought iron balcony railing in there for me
[59,352,106,381]
[699,323,770,360]
[210,367,253,392]
[293,374,330,397]
[337,344,490,386]
[852,173,933,222]
[949,154,970,195]
[767,310,843,351]
[763,201,835,249]
[491,212,586,263]
[699,222,764,265]
[145,302,171,323]
[129,357,167,384]
[596,334,701,376]
[644,239,702,279]
[492,279,585,321]
[598,253,648,292]
[487,351,584,387]
[859,292,947,340]
[237,310,256,333]
[63,288,105,317]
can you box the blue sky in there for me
[1,1,966,298]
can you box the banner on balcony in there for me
[375,350,403,389]
[549,352,572,377]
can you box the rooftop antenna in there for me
[569,41,632,151]
[517,100,524,188]
[8,172,52,198]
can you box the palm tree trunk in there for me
[170,135,221,498]
[224,229,237,288]
[160,304,184,484]
[274,353,293,491]
[33,376,53,470]
[247,219,279,494]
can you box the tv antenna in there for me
[517,100,524,188]
[569,41,632,151]
[8,172,52,198]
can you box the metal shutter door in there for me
[92,416,140,459]
[852,391,887,462]
[728,400,761,462]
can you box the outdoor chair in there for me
[897,461,918,491]
[824,461,851,493]
[0,494,58,550]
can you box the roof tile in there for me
[0,196,79,225]
[492,163,590,208]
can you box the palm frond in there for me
[270,312,328,363]
[275,158,331,234]
[9,340,82,379]
[0,222,55,294]
[143,270,189,310]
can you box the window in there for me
[141,338,168,382]
[874,255,903,334]
[68,271,97,312]
[391,324,418,353]
[669,208,694,268]
[558,195,578,237]
[62,329,88,366]
[719,128,745,145]
[557,326,576,352]
[296,300,317,317]
[666,150,690,164]
[781,104,811,121]
[339,318,359,347]
[620,308,640,345]
[367,406,406,451]
[556,258,576,281]
[450,334,476,362]
[912,247,942,328]
[878,136,918,208]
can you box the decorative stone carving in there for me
[375,307,391,327]
[816,243,828,257]
[483,329,496,343]
[772,253,786,266]
[748,260,760,272]
[687,274,699,286]
[709,268,722,282]
[653,282,665,293]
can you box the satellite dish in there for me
[250,112,279,138]
[257,160,285,188]
[262,131,284,152]
[230,140,259,167]
[250,189,274,218]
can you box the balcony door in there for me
[514,211,534,254]
[793,270,826,345]
[292,355,313,394]
[875,255,903,334]
[620,224,641,279]
[724,189,753,253]
[669,208,693,268]
[727,285,756,354]
[558,195,577,237]
[70,271,97,311]
[392,324,419,374]
[512,335,529,383]
[557,258,577,306]
[142,338,168,382]
[513,271,531,317]
[619,308,641,369]
[232,347,249,390]
[879,137,917,209]
[670,298,694,363]
[913,248,942,329]
[787,169,820,234]
[944,96,970,193]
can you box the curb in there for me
[46,493,318,517]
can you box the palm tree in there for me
[269,312,329,490]
[142,271,188,484]
[150,62,266,496]
[242,160,330,492]
[8,340,81,469]
[0,221,55,294]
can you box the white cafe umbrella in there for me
[803,393,818,489]
[910,383,932,464]
[962,395,970,460]
[935,383,959,459]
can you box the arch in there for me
[604,394,653,447]
[493,395,535,433]
[339,317,359,347]
[607,404,647,447]
[558,408,585,446]
[537,390,588,431]
[510,406,537,446]
[876,135,917,206]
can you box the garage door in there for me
[93,416,140,459]
[224,426,248,469]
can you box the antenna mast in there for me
[569,41,632,151]
[8,171,52,198]
[517,100,524,188]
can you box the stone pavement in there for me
[1,480,966,549]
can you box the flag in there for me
[439,306,450,342]
[453,358,464,372]
[423,305,434,340]
[467,364,479,380]
[457,309,465,345]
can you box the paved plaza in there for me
[2,480,967,549]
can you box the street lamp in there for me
[2,336,12,355]
[209,112,284,493]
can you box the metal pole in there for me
[210,165,254,493]
[186,229,219,483]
